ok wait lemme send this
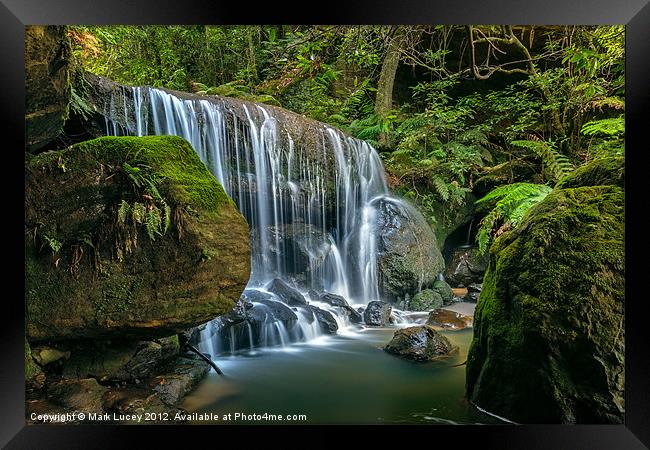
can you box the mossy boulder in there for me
[25,135,251,341]
[432,279,454,304]
[25,26,71,152]
[374,198,444,303]
[466,157,625,423]
[408,289,444,312]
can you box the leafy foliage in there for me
[117,163,171,244]
[475,183,553,253]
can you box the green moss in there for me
[466,176,625,423]
[26,135,251,341]
[433,279,453,303]
[556,156,624,189]
[30,135,235,214]
[409,289,444,312]
[25,338,42,381]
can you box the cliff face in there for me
[25,26,71,152]
[466,157,625,423]
[26,135,251,341]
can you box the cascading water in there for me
[102,84,415,355]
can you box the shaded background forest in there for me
[67,24,624,253]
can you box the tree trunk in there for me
[374,26,407,149]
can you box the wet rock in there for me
[363,300,392,326]
[306,305,339,334]
[62,336,179,382]
[444,247,488,287]
[384,325,457,361]
[433,279,454,304]
[25,26,71,151]
[265,224,331,287]
[408,289,444,312]
[307,289,321,302]
[466,283,482,302]
[32,346,71,366]
[318,292,348,307]
[267,278,307,306]
[341,306,363,324]
[249,298,299,323]
[151,354,210,406]
[374,198,444,302]
[426,310,473,330]
[47,378,107,414]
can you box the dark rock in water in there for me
[363,301,392,326]
[296,306,316,324]
[151,354,210,406]
[466,283,482,302]
[306,305,338,334]
[373,198,444,302]
[426,309,472,330]
[307,289,321,303]
[433,280,454,304]
[444,247,488,287]
[384,325,457,361]
[25,26,71,152]
[408,289,444,312]
[25,136,250,341]
[466,157,625,424]
[264,224,331,288]
[47,378,107,414]
[251,298,299,323]
[342,306,363,324]
[318,292,349,308]
[267,279,307,306]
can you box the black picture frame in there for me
[4,1,649,447]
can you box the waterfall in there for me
[102,85,405,354]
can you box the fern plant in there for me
[117,162,172,245]
[475,182,552,254]
[510,139,573,182]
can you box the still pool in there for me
[181,326,502,424]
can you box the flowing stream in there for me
[101,85,493,424]
[104,85,426,353]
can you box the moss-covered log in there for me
[25,135,250,341]
[466,156,625,423]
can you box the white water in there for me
[103,85,418,355]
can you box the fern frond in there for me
[131,202,146,224]
[581,116,624,136]
[511,139,573,181]
[145,208,162,240]
[117,200,131,225]
[475,182,552,253]
[431,176,450,202]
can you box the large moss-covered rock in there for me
[374,198,444,302]
[25,26,71,152]
[466,157,625,423]
[25,135,250,341]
